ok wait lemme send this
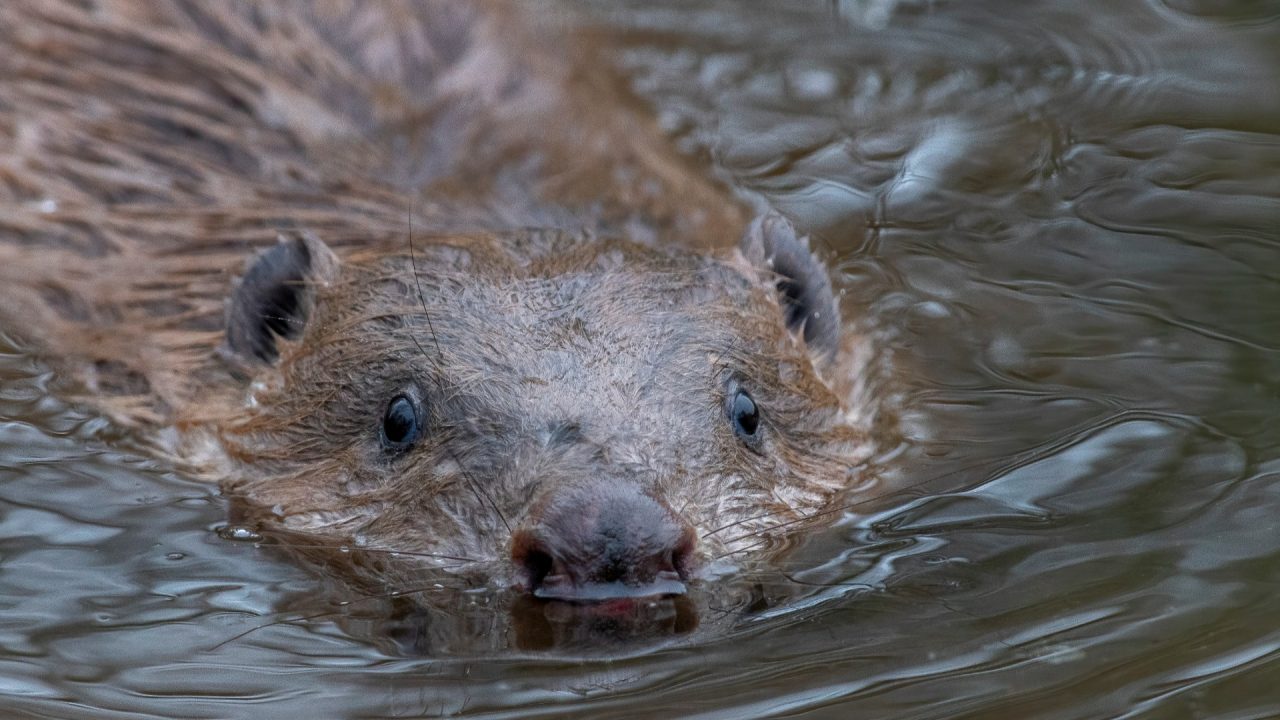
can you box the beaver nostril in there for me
[511,530,558,592]
[671,525,696,580]
[522,547,554,590]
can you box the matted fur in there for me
[0,0,742,429]
[0,0,888,591]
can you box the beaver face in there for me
[217,214,872,601]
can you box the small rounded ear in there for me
[740,212,840,361]
[223,231,339,366]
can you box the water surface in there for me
[2,0,1278,717]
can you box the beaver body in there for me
[0,1,885,612]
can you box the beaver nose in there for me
[511,484,697,601]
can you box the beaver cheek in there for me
[510,482,697,601]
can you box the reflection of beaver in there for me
[0,2,883,612]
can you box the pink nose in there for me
[511,484,697,601]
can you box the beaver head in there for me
[216,213,874,602]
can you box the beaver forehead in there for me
[397,271,772,421]
[344,246,785,368]
[305,248,802,435]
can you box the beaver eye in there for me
[381,395,421,450]
[729,389,761,442]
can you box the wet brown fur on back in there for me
[0,0,744,430]
[0,0,890,594]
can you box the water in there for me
[2,0,1278,717]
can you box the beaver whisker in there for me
[407,213,512,537]
[674,492,699,522]
[269,543,485,565]
[714,535,774,561]
[210,608,356,652]
[715,506,847,557]
[706,341,738,382]
[714,477,911,558]
[702,508,791,539]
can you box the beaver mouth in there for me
[531,571,688,602]
[509,538,696,599]
[509,547,699,650]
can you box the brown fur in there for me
[0,0,886,593]
[216,232,875,574]
[0,0,742,425]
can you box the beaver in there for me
[0,0,885,630]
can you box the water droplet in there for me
[165,552,185,561]
[216,525,263,542]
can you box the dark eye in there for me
[729,389,761,441]
[381,395,421,450]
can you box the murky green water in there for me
[2,0,1278,717]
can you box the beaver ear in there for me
[740,212,841,362]
[224,232,340,365]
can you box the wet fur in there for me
[216,233,875,578]
[0,0,887,589]
[0,0,742,428]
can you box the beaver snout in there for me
[511,484,697,601]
